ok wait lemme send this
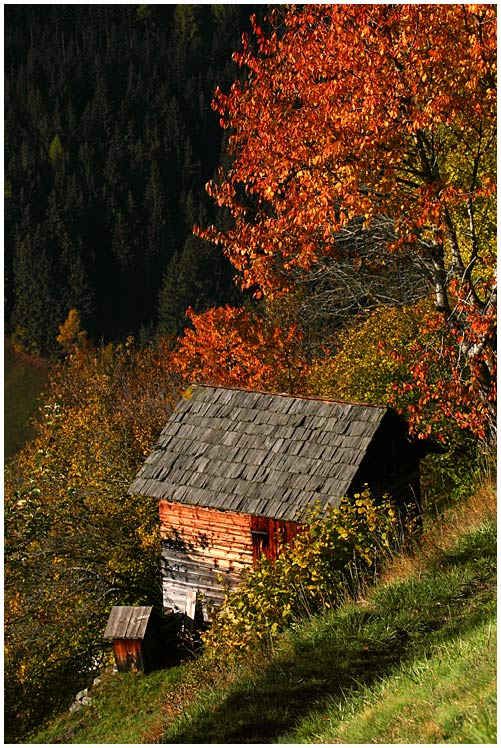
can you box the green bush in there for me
[203,490,411,656]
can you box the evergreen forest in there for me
[5,4,257,353]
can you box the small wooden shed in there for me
[129,385,437,616]
[103,606,163,673]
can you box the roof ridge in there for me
[189,382,388,410]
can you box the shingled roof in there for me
[128,385,404,522]
[103,606,153,640]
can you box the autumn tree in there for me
[4,337,181,740]
[308,303,424,408]
[171,304,310,394]
[198,4,496,440]
[56,307,88,355]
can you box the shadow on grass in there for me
[4,339,50,460]
[161,525,496,744]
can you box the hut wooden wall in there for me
[159,500,301,613]
[159,500,253,613]
[112,638,144,673]
[250,515,302,564]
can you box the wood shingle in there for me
[129,385,391,522]
[130,384,442,615]
[103,606,153,641]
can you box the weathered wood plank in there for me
[158,500,254,611]
[161,548,249,576]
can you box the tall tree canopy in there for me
[198,4,496,439]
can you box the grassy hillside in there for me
[31,482,496,745]
[4,339,50,460]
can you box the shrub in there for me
[4,336,181,741]
[203,490,411,656]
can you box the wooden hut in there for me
[103,606,163,673]
[129,385,437,616]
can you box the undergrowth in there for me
[31,478,496,744]
[202,489,407,655]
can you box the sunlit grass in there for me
[378,475,497,587]
[286,617,496,744]
[29,482,496,745]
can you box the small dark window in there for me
[251,520,270,563]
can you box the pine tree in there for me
[157,232,240,339]
[5,5,256,347]
[48,133,65,164]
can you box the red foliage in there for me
[171,305,310,394]
[389,294,496,442]
[198,5,496,296]
[195,4,496,441]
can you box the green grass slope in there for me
[304,617,496,744]
[4,339,50,460]
[31,488,496,745]
[279,524,496,745]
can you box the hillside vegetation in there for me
[31,480,496,744]
[4,339,50,459]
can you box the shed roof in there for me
[129,385,399,522]
[103,606,154,640]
